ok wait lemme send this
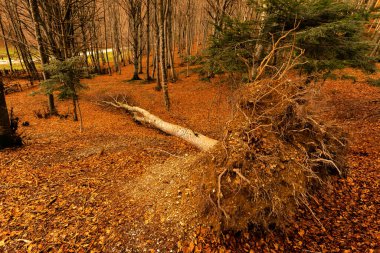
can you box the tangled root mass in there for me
[198,78,347,232]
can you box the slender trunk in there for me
[131,2,142,80]
[152,51,156,78]
[186,4,190,77]
[11,1,38,79]
[0,14,13,73]
[158,0,170,110]
[80,22,89,70]
[252,0,267,80]
[146,0,152,81]
[103,0,112,75]
[132,28,141,80]
[92,16,101,73]
[154,4,161,90]
[118,12,126,67]
[77,99,83,132]
[14,46,26,72]
[29,0,56,114]
[167,1,176,82]
[139,20,143,74]
[72,97,78,121]
[155,44,161,90]
[111,2,121,74]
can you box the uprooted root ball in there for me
[198,79,347,232]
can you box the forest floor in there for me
[0,63,379,252]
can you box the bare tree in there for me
[122,0,143,80]
[206,0,235,36]
[157,0,170,110]
[29,0,56,114]
[3,0,39,79]
[0,13,13,73]
[145,0,152,81]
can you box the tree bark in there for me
[154,2,161,90]
[105,100,219,151]
[167,0,177,82]
[0,14,13,73]
[146,0,152,81]
[125,0,142,80]
[158,0,170,110]
[0,79,12,147]
[102,0,112,75]
[251,0,268,80]
[29,0,57,114]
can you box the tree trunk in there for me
[154,3,161,90]
[80,21,89,70]
[0,14,13,73]
[138,20,143,74]
[105,100,218,151]
[10,0,38,80]
[102,0,112,75]
[72,97,78,121]
[146,0,152,81]
[167,0,177,82]
[132,2,142,80]
[251,0,268,80]
[158,0,170,110]
[29,0,57,114]
[0,79,12,148]
[111,1,121,74]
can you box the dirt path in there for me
[0,65,379,252]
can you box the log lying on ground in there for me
[103,99,219,151]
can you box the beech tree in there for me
[29,0,56,114]
[145,0,152,81]
[3,0,39,79]
[0,13,13,73]
[157,0,170,110]
[122,0,143,80]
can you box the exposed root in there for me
[217,168,230,220]
[196,78,348,232]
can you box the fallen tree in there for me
[103,77,347,232]
[103,35,347,232]
[103,98,219,151]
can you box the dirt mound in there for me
[194,78,348,232]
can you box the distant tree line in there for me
[0,0,219,112]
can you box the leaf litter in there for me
[0,63,379,252]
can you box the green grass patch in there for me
[341,74,357,83]
[367,78,380,87]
